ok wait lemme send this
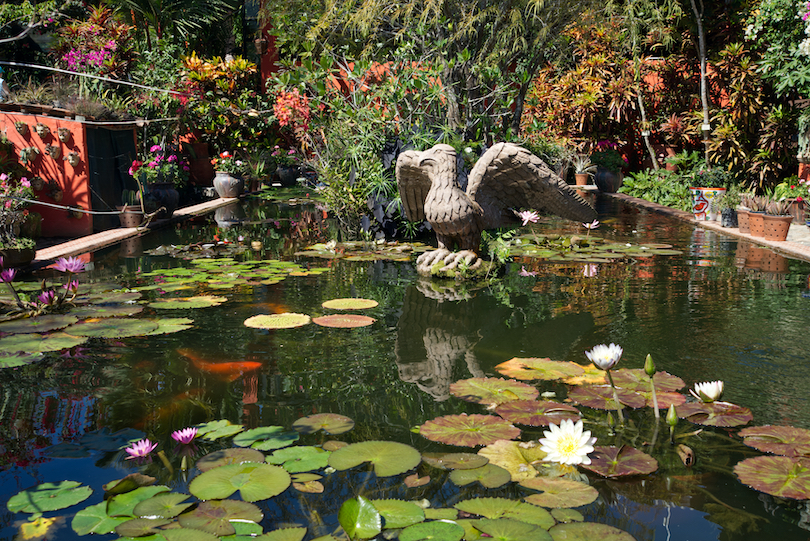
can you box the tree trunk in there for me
[690,0,711,165]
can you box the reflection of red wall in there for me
[1,113,92,237]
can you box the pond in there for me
[2,192,810,541]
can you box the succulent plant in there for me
[766,199,791,216]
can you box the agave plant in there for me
[573,154,598,176]
[765,199,791,216]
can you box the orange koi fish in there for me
[178,348,263,382]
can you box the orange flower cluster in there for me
[273,89,311,130]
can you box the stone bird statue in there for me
[396,142,598,275]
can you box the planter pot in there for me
[762,214,793,241]
[574,173,589,186]
[720,208,738,228]
[214,202,247,228]
[0,247,35,268]
[117,207,145,228]
[276,166,301,187]
[119,237,143,258]
[213,172,244,198]
[689,187,726,221]
[593,167,623,193]
[789,199,805,224]
[748,211,766,237]
[737,207,750,233]
[146,182,180,219]
[1,210,41,241]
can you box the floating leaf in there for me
[114,517,172,538]
[312,314,376,328]
[495,357,585,381]
[454,497,555,529]
[293,480,325,493]
[677,401,753,427]
[266,446,330,472]
[64,318,159,338]
[329,441,421,477]
[7,481,92,514]
[322,298,379,310]
[258,527,308,541]
[132,493,192,518]
[581,446,658,478]
[0,332,87,354]
[189,463,291,502]
[196,419,245,440]
[567,385,646,410]
[450,463,511,488]
[562,364,607,386]
[495,400,581,426]
[450,377,539,406]
[177,499,263,536]
[640,391,686,409]
[244,313,311,329]
[520,477,599,508]
[292,413,355,435]
[473,518,552,541]
[734,456,810,499]
[432,453,489,470]
[144,317,194,335]
[739,425,810,457]
[71,501,128,535]
[548,522,636,541]
[611,369,685,392]
[399,521,465,541]
[69,305,143,319]
[0,352,42,368]
[404,474,431,488]
[339,496,381,540]
[371,499,425,529]
[551,509,584,523]
[419,414,520,447]
[148,295,228,309]
[0,314,78,334]
[107,486,171,517]
[233,426,299,450]
[478,440,547,482]
[197,448,266,472]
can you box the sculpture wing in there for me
[467,142,597,228]
[395,150,432,222]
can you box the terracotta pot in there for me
[748,212,766,237]
[117,207,145,228]
[762,214,793,241]
[689,187,725,221]
[789,199,805,224]
[575,173,589,186]
[213,171,244,198]
[737,207,750,233]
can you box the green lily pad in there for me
[450,463,512,488]
[197,448,266,472]
[144,317,194,335]
[495,357,585,381]
[450,377,539,406]
[292,413,355,435]
[7,481,93,513]
[581,446,658,478]
[454,497,555,529]
[132,493,193,518]
[0,314,78,334]
[429,453,489,470]
[312,314,376,328]
[734,456,810,499]
[495,400,581,426]
[551,509,584,523]
[739,425,810,457]
[399,521,465,541]
[478,440,548,482]
[610,369,685,392]
[520,477,599,508]
[188,462,291,502]
[177,499,263,536]
[69,305,143,319]
[0,332,87,354]
[328,440,421,477]
[339,496,381,540]
[233,426,299,450]
[85,291,142,303]
[567,385,646,410]
[322,298,379,310]
[148,295,228,309]
[266,446,330,472]
[0,352,43,367]
[370,499,425,529]
[473,518,552,541]
[71,501,129,535]
[677,401,753,427]
[244,313,312,329]
[64,318,160,338]
[102,473,156,496]
[196,419,245,440]
[114,517,172,538]
[419,414,520,447]
[549,522,637,540]
[258,527,308,541]
[107,486,171,517]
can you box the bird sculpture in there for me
[396,142,598,275]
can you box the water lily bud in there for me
[666,404,678,427]
[644,354,655,377]
[606,411,615,429]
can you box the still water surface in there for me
[2,193,810,540]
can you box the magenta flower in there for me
[582,220,600,230]
[150,144,162,152]
[37,290,56,305]
[171,427,198,444]
[125,439,158,460]
[517,210,540,226]
[0,268,16,283]
[519,266,537,277]
[62,280,79,294]
[53,256,86,273]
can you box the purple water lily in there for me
[125,439,157,460]
[0,268,16,283]
[53,256,86,274]
[171,427,198,445]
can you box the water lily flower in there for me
[37,290,56,306]
[583,220,600,230]
[519,266,537,277]
[0,268,16,283]
[171,427,198,444]
[517,210,540,226]
[539,419,596,465]
[690,380,724,403]
[62,280,78,294]
[583,264,598,278]
[125,439,157,460]
[53,256,85,274]
[585,343,623,371]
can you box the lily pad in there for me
[244,313,311,329]
[677,401,753,427]
[7,481,92,513]
[322,298,379,310]
[404,474,431,488]
[520,477,599,508]
[259,527,308,541]
[478,440,548,482]
[132,493,193,518]
[454,497,555,529]
[399,521,465,541]
[339,496,381,540]
[450,463,512,488]
[103,473,157,496]
[419,414,520,447]
[581,446,658,478]
[0,352,43,367]
[0,314,78,334]
[107,486,171,516]
[197,448,267,472]
[144,317,195,335]
[734,456,810,499]
[431,453,489,470]
[63,318,160,338]
[196,419,245,440]
[177,499,263,536]
[328,440,421,477]
[71,501,129,535]
[567,385,646,410]
[292,413,355,435]
[495,357,585,381]
[114,517,172,537]
[370,499,425,529]
[266,446,330,472]
[562,364,608,386]
[548,522,637,541]
[610,369,685,392]
[312,314,376,328]
[148,295,228,309]
[495,400,581,426]
[188,462,291,502]
[68,305,143,319]
[450,377,539,406]
[0,332,87,354]
[473,518,552,541]
[233,426,299,450]
[739,425,810,457]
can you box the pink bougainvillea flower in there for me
[53,256,86,273]
[171,427,198,444]
[125,439,157,460]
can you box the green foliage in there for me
[619,169,692,212]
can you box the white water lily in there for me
[690,380,724,402]
[539,419,596,465]
[585,343,623,371]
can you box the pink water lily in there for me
[125,439,157,460]
[37,290,56,305]
[519,266,537,277]
[171,427,198,444]
[0,268,16,283]
[517,210,540,226]
[53,256,86,274]
[583,220,600,230]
